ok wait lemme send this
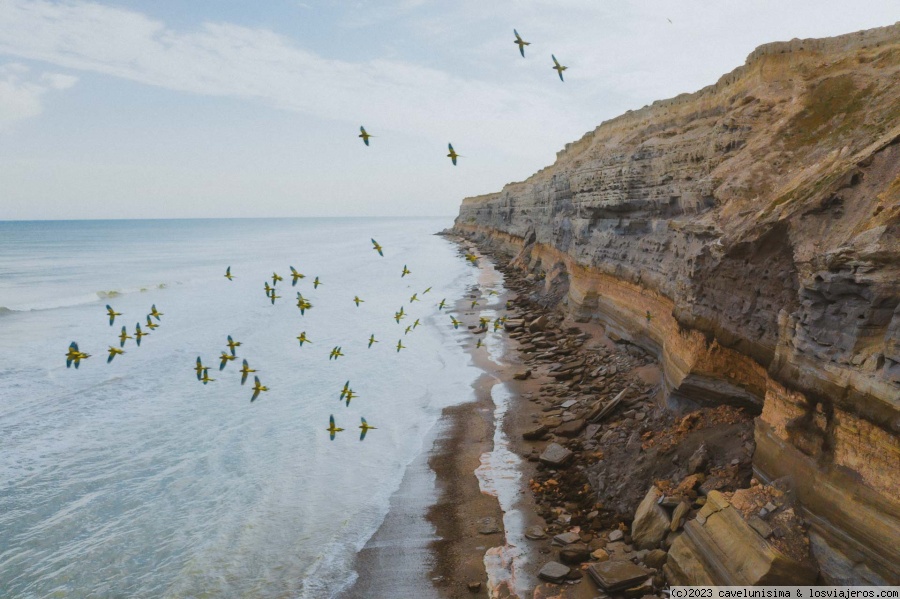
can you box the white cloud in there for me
[0,0,578,157]
[0,62,77,130]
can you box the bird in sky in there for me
[66,342,89,368]
[264,282,273,296]
[409,293,419,303]
[134,322,148,346]
[667,17,673,24]
[413,318,421,329]
[438,299,447,310]
[195,357,205,380]
[471,299,479,308]
[145,315,159,330]
[340,380,351,402]
[271,272,283,286]
[239,359,257,385]
[313,276,322,289]
[251,376,268,402]
[552,54,568,81]
[396,339,406,352]
[297,331,311,346]
[513,29,530,57]
[149,304,164,321]
[269,290,281,305]
[371,238,384,256]
[225,266,234,281]
[344,389,358,407]
[359,126,374,146]
[327,414,344,440]
[423,287,432,294]
[290,267,305,286]
[450,315,461,329]
[200,367,215,384]
[297,298,312,315]
[493,319,503,332]
[479,316,490,328]
[118,325,132,347]
[106,305,121,326]
[396,306,406,320]
[329,346,344,360]
[404,325,412,335]
[226,335,241,356]
[401,265,411,278]
[219,351,236,370]
[107,346,125,363]
[359,417,376,441]
[447,143,460,166]
[354,295,364,307]
[368,334,378,348]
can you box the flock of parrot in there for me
[357,29,567,165]
[64,238,503,441]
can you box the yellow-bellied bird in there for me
[225,266,234,281]
[150,304,164,321]
[368,334,378,348]
[219,351,236,370]
[354,295,364,307]
[264,282,272,296]
[438,298,447,310]
[344,389,357,407]
[359,126,374,146]
[447,143,460,166]
[119,325,132,347]
[450,315,461,329]
[329,346,344,360]
[239,359,257,385]
[340,380,351,402]
[423,287,432,294]
[226,335,241,356]
[270,290,281,305]
[359,417,376,441]
[107,346,124,363]
[251,376,268,402]
[135,323,148,346]
[413,318,421,329]
[396,339,406,352]
[409,293,419,303]
[401,265,411,277]
[327,414,344,440]
[145,315,159,330]
[313,276,322,289]
[297,331,311,346]
[371,238,383,256]
[471,299,479,309]
[513,29,530,57]
[195,357,205,381]
[404,325,412,335]
[272,272,283,286]
[66,342,90,369]
[552,54,567,81]
[290,266,305,286]
[201,367,215,384]
[106,305,121,326]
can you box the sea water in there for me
[0,217,482,598]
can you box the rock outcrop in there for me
[453,23,900,583]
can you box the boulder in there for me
[528,314,549,333]
[539,443,573,467]
[559,544,591,564]
[632,486,671,549]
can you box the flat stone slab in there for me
[552,531,581,545]
[587,561,651,592]
[560,399,578,409]
[525,525,547,540]
[538,561,571,583]
[539,443,573,467]
[522,425,549,441]
[583,423,602,440]
[554,419,585,438]
[477,516,502,535]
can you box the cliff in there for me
[453,23,900,583]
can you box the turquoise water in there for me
[0,218,483,598]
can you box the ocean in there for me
[0,217,485,598]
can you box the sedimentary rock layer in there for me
[453,23,900,583]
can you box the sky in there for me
[0,1,897,220]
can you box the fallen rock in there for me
[644,548,668,569]
[529,315,549,333]
[559,544,591,564]
[525,525,547,540]
[632,486,671,549]
[553,419,585,438]
[591,548,610,562]
[587,560,651,592]
[538,561,571,583]
[688,444,710,474]
[467,581,482,593]
[552,531,581,545]
[513,369,532,380]
[671,502,690,532]
[539,443,573,467]
[608,529,624,542]
[477,516,502,535]
[522,425,549,441]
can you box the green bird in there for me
[371,238,384,256]
[225,266,234,281]
[359,417,376,441]
[447,143,461,166]
[107,346,125,363]
[239,359,257,385]
[354,295,364,307]
[313,276,322,289]
[396,339,406,352]
[118,325,132,347]
[368,334,378,348]
[401,265,411,277]
[359,126,374,146]
[513,29,530,57]
[438,298,447,310]
[552,54,567,81]
[290,266,305,286]
[251,376,268,402]
[134,322,148,346]
[106,304,122,326]
[327,414,344,440]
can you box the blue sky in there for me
[0,0,897,219]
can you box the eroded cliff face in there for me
[453,23,900,583]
